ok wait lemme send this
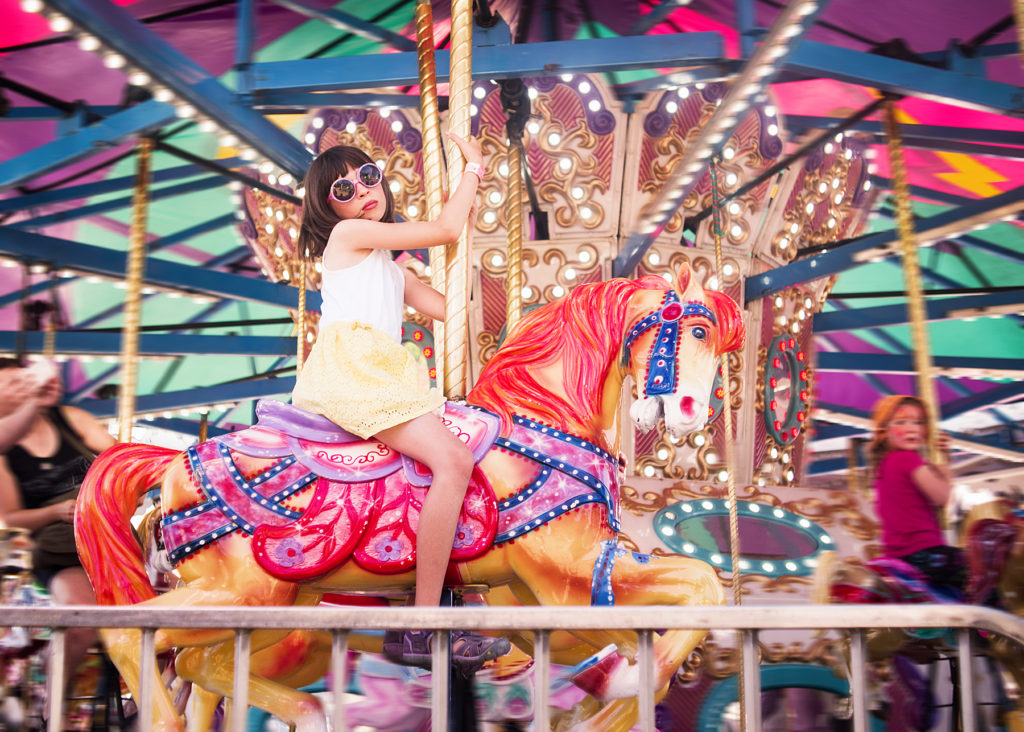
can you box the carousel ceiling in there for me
[0,0,1022,481]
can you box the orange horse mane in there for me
[469,273,744,435]
[469,277,657,434]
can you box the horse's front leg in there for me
[510,522,725,701]
[175,630,326,732]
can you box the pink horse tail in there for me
[74,443,180,605]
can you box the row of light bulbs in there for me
[19,0,298,200]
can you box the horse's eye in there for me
[691,326,707,340]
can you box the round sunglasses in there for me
[327,162,383,204]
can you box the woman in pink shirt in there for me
[870,394,965,599]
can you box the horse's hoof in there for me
[570,644,638,700]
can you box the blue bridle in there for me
[624,290,717,397]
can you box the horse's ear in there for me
[674,260,698,297]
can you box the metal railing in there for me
[5,603,1023,732]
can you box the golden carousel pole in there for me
[415,0,448,384]
[443,0,473,398]
[296,252,307,376]
[505,140,524,330]
[883,100,943,466]
[117,137,154,443]
[709,159,746,726]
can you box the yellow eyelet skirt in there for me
[292,321,444,439]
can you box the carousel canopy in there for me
[0,0,1022,479]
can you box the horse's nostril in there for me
[680,396,695,418]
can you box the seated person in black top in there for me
[0,358,115,713]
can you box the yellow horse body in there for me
[74,264,745,731]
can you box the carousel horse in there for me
[74,262,744,732]
[814,499,1024,730]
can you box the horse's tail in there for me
[74,443,180,605]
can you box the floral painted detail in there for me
[373,536,406,562]
[274,537,305,568]
[452,524,476,549]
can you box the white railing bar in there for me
[331,631,349,732]
[8,604,1021,641]
[232,629,251,732]
[430,630,449,732]
[534,630,550,732]
[958,628,976,732]
[849,630,867,732]
[638,629,655,732]
[741,630,761,732]
[47,629,65,732]
[138,627,155,732]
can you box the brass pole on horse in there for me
[296,250,307,376]
[443,0,473,398]
[883,100,943,466]
[118,137,154,443]
[710,158,746,726]
[505,140,524,330]
[415,0,448,384]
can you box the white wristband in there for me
[464,162,485,182]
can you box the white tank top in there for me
[319,249,405,341]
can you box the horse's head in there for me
[624,263,745,441]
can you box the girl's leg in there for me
[375,412,474,607]
[375,412,510,672]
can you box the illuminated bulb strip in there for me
[616,0,823,276]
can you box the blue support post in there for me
[264,0,416,51]
[786,117,1024,147]
[46,0,313,178]
[0,159,241,216]
[149,214,239,252]
[0,100,177,191]
[745,184,1024,300]
[0,331,294,357]
[815,290,1024,332]
[248,33,726,92]
[10,177,224,230]
[0,228,320,309]
[76,376,296,419]
[784,41,1024,117]
[816,352,1024,374]
[235,0,257,93]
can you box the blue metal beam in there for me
[943,381,1024,419]
[141,416,229,438]
[250,91,424,110]
[1,106,124,121]
[76,376,296,419]
[0,100,178,191]
[784,41,1024,117]
[613,62,743,98]
[816,352,1024,374]
[0,278,69,309]
[627,0,692,35]
[248,33,726,92]
[264,0,416,51]
[786,117,1024,147]
[815,290,1024,332]
[0,228,320,309]
[150,214,238,252]
[0,159,242,216]
[0,331,293,357]
[46,0,313,178]
[10,177,224,230]
[745,184,1024,300]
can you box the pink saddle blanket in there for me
[218,399,500,486]
[211,400,500,580]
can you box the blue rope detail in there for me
[591,540,624,606]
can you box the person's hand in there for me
[446,131,483,167]
[54,499,76,523]
[936,432,951,455]
[0,369,37,418]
